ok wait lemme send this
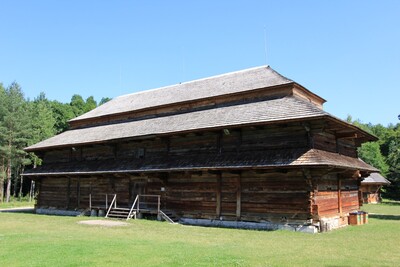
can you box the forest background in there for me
[0,81,399,202]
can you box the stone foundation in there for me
[35,208,85,216]
[319,216,348,232]
[180,218,319,234]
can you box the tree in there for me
[0,82,30,202]
[70,94,86,117]
[0,83,6,202]
[49,100,75,133]
[0,81,109,201]
[358,142,389,175]
[29,93,57,145]
[384,127,400,199]
[84,96,97,113]
[99,97,112,106]
[25,93,57,200]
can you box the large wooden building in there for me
[24,66,377,232]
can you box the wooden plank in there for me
[77,178,80,208]
[338,177,342,215]
[67,177,71,209]
[236,174,241,219]
[216,173,221,218]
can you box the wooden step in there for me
[112,208,130,211]
[106,207,134,220]
[108,211,129,215]
[107,214,128,218]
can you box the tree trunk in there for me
[6,157,11,202]
[0,158,4,203]
[29,180,35,202]
[29,160,37,203]
[19,166,24,201]
[13,167,19,198]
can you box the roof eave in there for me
[22,163,377,177]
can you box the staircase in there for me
[104,194,178,223]
[106,207,136,219]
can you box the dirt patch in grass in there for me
[78,220,129,227]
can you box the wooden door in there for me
[129,179,147,205]
[218,173,241,220]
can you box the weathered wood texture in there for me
[37,177,68,208]
[312,132,358,158]
[240,170,311,223]
[35,170,314,224]
[69,85,296,129]
[360,184,382,204]
[312,172,359,218]
[42,124,310,166]
[34,121,364,225]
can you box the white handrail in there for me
[105,194,117,218]
[159,210,175,224]
[127,195,139,220]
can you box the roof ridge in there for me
[70,65,294,122]
[117,65,291,99]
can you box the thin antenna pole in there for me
[264,25,268,65]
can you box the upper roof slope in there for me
[71,66,320,122]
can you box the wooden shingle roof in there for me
[361,172,390,184]
[23,148,377,176]
[26,96,328,151]
[70,66,315,122]
[25,65,376,152]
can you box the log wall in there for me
[36,170,313,224]
[312,171,359,218]
[42,124,312,165]
[312,131,357,158]
[360,184,382,204]
[35,122,362,225]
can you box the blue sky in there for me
[1,1,399,126]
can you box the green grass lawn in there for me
[1,203,400,267]
[361,200,400,215]
[0,198,34,209]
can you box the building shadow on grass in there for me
[0,207,35,214]
[369,214,400,221]
[382,201,400,206]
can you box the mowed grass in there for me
[1,203,400,267]
[361,200,400,215]
[0,197,34,209]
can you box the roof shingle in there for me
[26,96,328,151]
[361,172,390,184]
[23,148,377,176]
[70,66,294,122]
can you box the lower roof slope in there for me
[23,148,377,176]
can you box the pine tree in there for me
[0,82,30,202]
[0,83,6,202]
